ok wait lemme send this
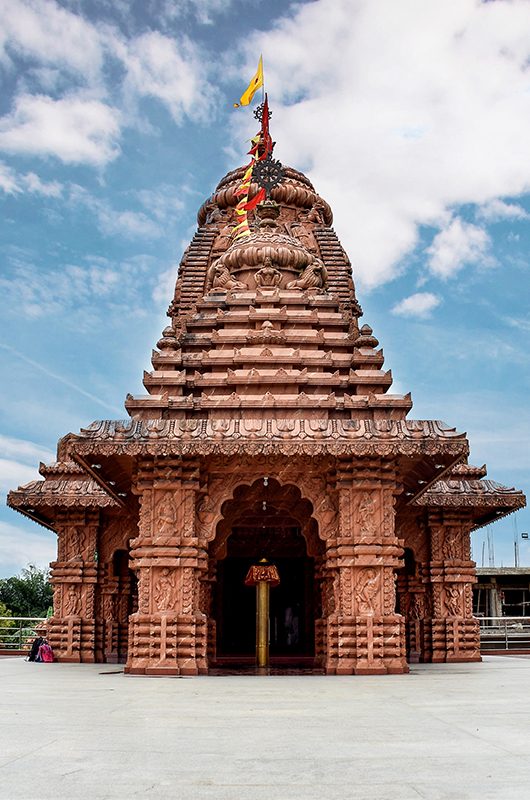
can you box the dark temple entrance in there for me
[210,480,323,668]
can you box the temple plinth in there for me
[8,156,526,675]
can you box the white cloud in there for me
[476,198,530,222]
[0,0,103,80]
[119,31,215,124]
[136,187,184,223]
[153,0,233,26]
[0,162,21,194]
[241,0,530,288]
[427,218,492,279]
[0,162,63,197]
[0,435,54,466]
[22,172,62,197]
[152,265,178,307]
[0,458,41,494]
[504,316,530,334]
[69,185,162,239]
[0,259,133,318]
[392,292,441,319]
[0,438,53,521]
[0,93,121,166]
[0,520,56,577]
[0,4,217,169]
[99,208,162,239]
[0,250,162,331]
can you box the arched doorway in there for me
[208,478,324,669]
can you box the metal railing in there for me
[0,617,46,652]
[478,616,530,651]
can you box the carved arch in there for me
[197,472,337,548]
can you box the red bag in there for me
[38,643,54,663]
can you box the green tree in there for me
[0,601,14,623]
[0,565,53,617]
[0,602,16,650]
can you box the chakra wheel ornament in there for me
[253,101,272,123]
[253,153,285,199]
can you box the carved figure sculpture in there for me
[306,200,325,224]
[153,568,176,611]
[357,491,376,537]
[205,203,225,225]
[442,530,460,560]
[409,593,425,620]
[157,492,177,537]
[255,257,282,288]
[213,221,234,251]
[64,584,81,616]
[445,584,462,617]
[357,568,379,615]
[206,260,247,292]
[286,257,328,291]
[70,526,87,559]
[288,221,317,252]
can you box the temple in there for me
[8,137,526,675]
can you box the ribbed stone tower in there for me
[8,161,525,675]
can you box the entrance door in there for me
[214,525,316,665]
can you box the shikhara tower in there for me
[9,153,525,675]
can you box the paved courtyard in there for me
[1,655,529,799]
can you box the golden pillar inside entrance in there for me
[245,559,280,668]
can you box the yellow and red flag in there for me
[231,93,274,239]
[233,56,264,108]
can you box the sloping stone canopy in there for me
[8,160,525,675]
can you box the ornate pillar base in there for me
[125,613,207,676]
[325,614,408,675]
[428,617,481,663]
[47,616,96,663]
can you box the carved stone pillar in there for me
[48,510,99,662]
[126,457,207,676]
[98,569,120,664]
[325,460,407,675]
[425,510,480,663]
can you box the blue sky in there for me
[1,0,529,577]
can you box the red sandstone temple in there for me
[8,157,525,675]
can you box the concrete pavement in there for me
[1,655,529,799]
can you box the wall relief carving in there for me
[445,584,463,617]
[255,257,282,287]
[356,568,380,616]
[357,492,377,538]
[156,492,178,538]
[286,257,328,291]
[409,592,426,620]
[206,260,247,292]
[153,568,177,612]
[64,584,81,617]
[442,529,461,561]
